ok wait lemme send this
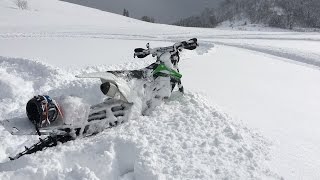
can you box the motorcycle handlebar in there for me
[134,38,198,59]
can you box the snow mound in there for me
[56,96,90,127]
[0,94,277,179]
[121,93,277,179]
[0,57,279,179]
[0,56,65,119]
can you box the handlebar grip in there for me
[181,38,198,50]
[134,48,150,58]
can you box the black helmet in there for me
[26,95,62,128]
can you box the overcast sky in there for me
[62,0,221,23]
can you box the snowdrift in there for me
[0,57,278,179]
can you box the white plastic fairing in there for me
[76,72,131,102]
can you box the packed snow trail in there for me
[206,40,320,68]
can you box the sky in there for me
[61,0,221,23]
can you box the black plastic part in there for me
[182,38,198,50]
[134,48,145,53]
[26,97,42,126]
[100,82,111,95]
[26,95,59,129]
[108,70,145,80]
[134,48,149,58]
[9,134,74,161]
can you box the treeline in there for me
[122,8,155,23]
[174,0,320,29]
[173,9,218,28]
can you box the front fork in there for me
[170,78,184,93]
[177,80,184,93]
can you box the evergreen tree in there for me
[123,8,129,17]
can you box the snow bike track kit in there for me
[4,38,198,160]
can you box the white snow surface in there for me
[1,0,320,179]
[0,56,276,180]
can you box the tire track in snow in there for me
[162,35,320,69]
[205,40,320,69]
[198,34,320,42]
[0,32,158,41]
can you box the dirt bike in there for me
[1,38,198,160]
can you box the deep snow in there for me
[1,0,320,179]
[0,56,277,180]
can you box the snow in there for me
[55,96,90,127]
[0,90,276,179]
[207,39,320,67]
[1,0,320,179]
[182,46,320,179]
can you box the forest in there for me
[174,0,320,29]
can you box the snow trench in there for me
[0,57,280,180]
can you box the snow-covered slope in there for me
[1,0,320,179]
[0,0,141,29]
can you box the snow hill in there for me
[1,0,320,179]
